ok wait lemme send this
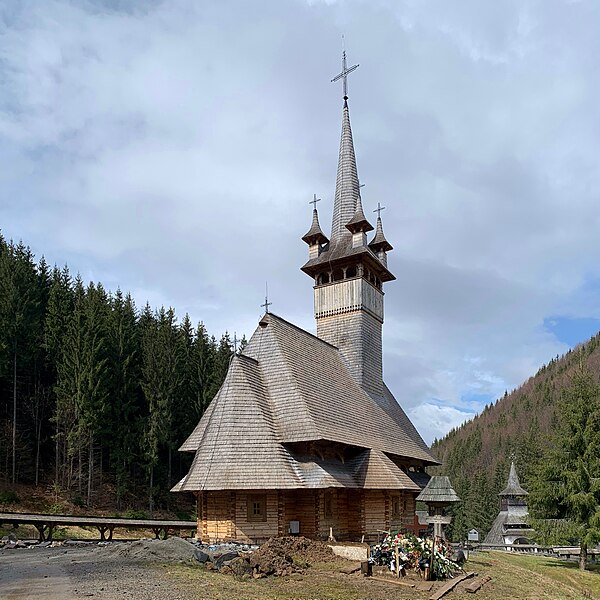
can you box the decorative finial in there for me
[261,282,272,314]
[331,45,359,100]
[309,194,321,209]
[233,332,239,354]
[373,202,386,218]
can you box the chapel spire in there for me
[330,50,361,243]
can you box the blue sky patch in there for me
[544,316,600,348]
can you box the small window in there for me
[346,266,357,278]
[392,496,401,519]
[324,491,334,518]
[247,494,267,522]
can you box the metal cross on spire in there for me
[309,194,321,209]
[373,202,386,218]
[261,282,272,314]
[331,49,359,99]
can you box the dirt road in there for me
[0,545,192,600]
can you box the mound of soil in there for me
[245,536,336,577]
[110,537,196,562]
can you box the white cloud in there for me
[2,0,600,443]
[408,403,476,446]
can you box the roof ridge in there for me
[263,312,339,350]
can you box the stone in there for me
[213,551,239,570]
[452,549,466,566]
[1,533,17,543]
[193,549,210,563]
[227,557,253,578]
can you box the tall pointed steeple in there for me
[331,99,360,243]
[301,48,395,398]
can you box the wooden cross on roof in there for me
[331,48,359,99]
[373,202,386,218]
[310,194,321,209]
[261,283,272,314]
[233,332,239,354]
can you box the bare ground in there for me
[0,545,193,600]
[1,545,597,600]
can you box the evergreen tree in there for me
[194,323,217,415]
[79,282,111,505]
[140,306,182,512]
[529,364,600,570]
[45,266,73,486]
[54,276,86,492]
[107,290,140,508]
[0,241,41,484]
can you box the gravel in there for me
[0,540,203,600]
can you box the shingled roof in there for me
[499,462,528,496]
[416,476,461,504]
[174,313,438,492]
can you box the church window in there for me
[332,268,343,282]
[247,494,267,522]
[346,266,357,278]
[391,495,401,518]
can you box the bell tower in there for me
[301,51,394,399]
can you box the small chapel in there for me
[483,462,535,549]
[173,52,439,543]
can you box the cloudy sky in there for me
[2,0,600,443]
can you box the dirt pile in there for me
[110,537,196,562]
[242,536,337,577]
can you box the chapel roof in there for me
[499,462,528,496]
[174,313,439,492]
[416,475,461,504]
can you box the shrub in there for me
[71,494,85,508]
[0,490,20,505]
[124,508,150,520]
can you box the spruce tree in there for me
[107,290,140,509]
[529,364,600,570]
[0,241,41,484]
[45,266,73,486]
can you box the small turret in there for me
[499,461,528,511]
[302,208,329,259]
[346,194,373,248]
[369,216,393,267]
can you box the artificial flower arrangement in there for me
[369,532,462,580]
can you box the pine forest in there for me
[0,234,239,514]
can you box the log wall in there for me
[196,489,420,543]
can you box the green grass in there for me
[162,552,599,600]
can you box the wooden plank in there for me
[466,575,492,593]
[0,512,195,529]
[429,572,476,600]
[416,582,434,592]
[371,576,415,588]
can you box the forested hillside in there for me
[0,235,239,513]
[431,330,600,540]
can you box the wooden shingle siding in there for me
[317,309,383,398]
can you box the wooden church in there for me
[173,53,439,543]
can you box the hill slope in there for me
[431,330,600,539]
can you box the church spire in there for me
[330,50,360,243]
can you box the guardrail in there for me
[0,511,196,542]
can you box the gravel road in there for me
[0,545,197,600]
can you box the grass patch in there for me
[160,551,599,600]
